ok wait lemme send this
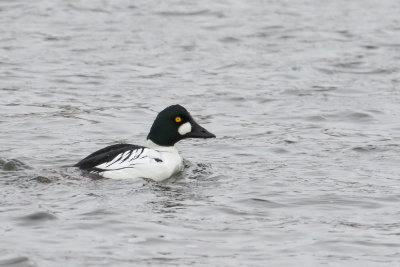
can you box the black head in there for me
[147,105,216,146]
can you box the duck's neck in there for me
[147,139,178,153]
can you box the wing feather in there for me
[74,144,145,171]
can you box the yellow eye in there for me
[175,116,182,123]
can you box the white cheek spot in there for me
[178,122,192,135]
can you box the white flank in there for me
[95,141,184,181]
[178,122,192,135]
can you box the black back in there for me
[74,144,143,171]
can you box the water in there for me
[1,0,400,266]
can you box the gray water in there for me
[1,0,400,266]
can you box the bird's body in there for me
[74,105,215,181]
[75,141,183,181]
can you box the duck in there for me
[74,104,215,181]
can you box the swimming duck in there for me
[74,105,215,181]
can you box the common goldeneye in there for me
[74,105,215,181]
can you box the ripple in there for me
[219,37,241,43]
[158,10,224,18]
[321,111,376,123]
[352,145,378,153]
[79,209,117,217]
[0,253,35,267]
[32,176,53,183]
[304,115,327,122]
[290,195,383,209]
[338,221,400,231]
[317,61,398,75]
[18,211,57,225]
[311,85,337,92]
[0,159,31,171]
[238,198,286,209]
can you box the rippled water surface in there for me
[1,0,400,266]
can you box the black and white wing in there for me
[74,144,161,173]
